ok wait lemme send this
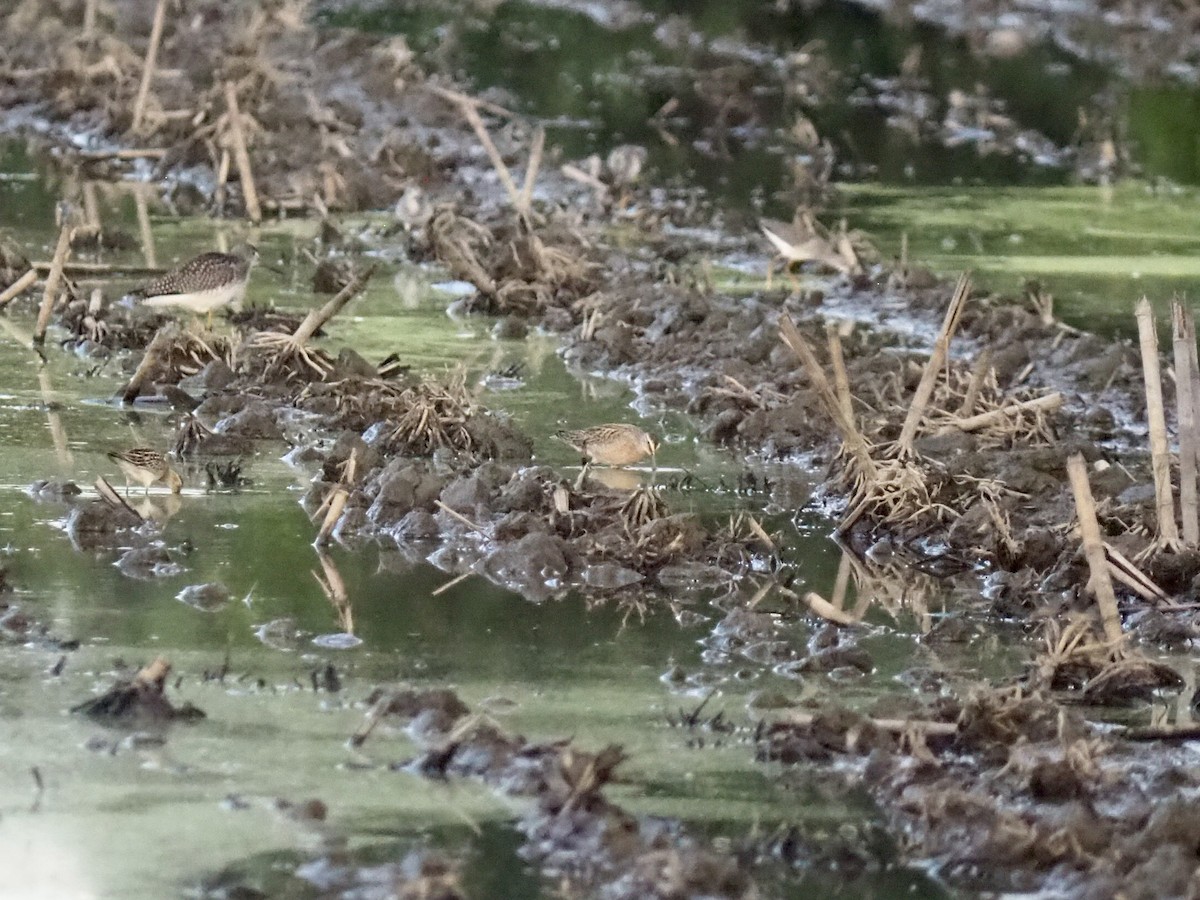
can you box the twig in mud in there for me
[130,0,168,135]
[119,322,179,403]
[95,476,143,523]
[1103,541,1171,605]
[250,264,377,379]
[519,126,544,212]
[75,148,169,162]
[1067,453,1125,644]
[0,268,37,309]
[33,207,75,346]
[222,82,262,223]
[938,392,1063,434]
[1173,298,1199,545]
[435,499,486,534]
[892,272,971,459]
[1135,297,1181,552]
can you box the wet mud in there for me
[4,0,1200,897]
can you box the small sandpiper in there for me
[107,448,183,496]
[131,244,258,327]
[555,424,658,467]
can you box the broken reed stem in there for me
[519,126,544,212]
[33,216,75,346]
[222,82,262,224]
[429,84,527,222]
[291,263,377,345]
[1173,298,1200,546]
[83,0,98,35]
[956,347,992,416]
[779,313,877,481]
[130,0,168,135]
[0,268,38,309]
[895,272,971,457]
[942,392,1063,433]
[120,322,179,403]
[802,591,859,626]
[1104,540,1170,604]
[1066,453,1125,643]
[826,322,854,422]
[1135,296,1180,549]
[32,260,164,277]
[134,188,157,268]
[783,708,958,737]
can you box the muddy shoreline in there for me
[4,1,1200,897]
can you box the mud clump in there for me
[72,657,205,723]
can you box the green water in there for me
[0,138,958,898]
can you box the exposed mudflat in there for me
[3,1,1200,897]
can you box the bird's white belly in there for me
[142,282,244,313]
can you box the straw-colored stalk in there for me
[943,392,1063,433]
[33,215,74,346]
[956,347,992,416]
[826,322,854,422]
[134,186,157,268]
[1135,296,1180,550]
[1066,453,1124,643]
[120,322,179,403]
[1173,298,1199,545]
[130,0,168,135]
[0,269,38,309]
[894,272,971,458]
[222,82,262,223]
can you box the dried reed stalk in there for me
[33,214,74,346]
[293,263,376,344]
[1104,541,1170,604]
[0,269,37,309]
[1135,296,1180,550]
[223,82,262,223]
[826,322,854,422]
[83,0,98,35]
[519,126,545,213]
[429,84,529,223]
[894,272,970,458]
[130,0,168,134]
[134,187,157,268]
[783,708,958,737]
[802,591,859,626]
[1067,453,1124,643]
[1173,298,1199,545]
[120,322,179,403]
[943,392,1063,433]
[956,347,992,416]
[779,313,876,480]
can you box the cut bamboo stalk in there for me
[222,82,262,224]
[1067,453,1124,643]
[826,321,854,422]
[0,268,38,309]
[941,392,1063,433]
[1135,296,1181,550]
[956,347,992,416]
[82,182,100,230]
[33,213,75,346]
[130,0,168,135]
[895,272,971,457]
[1103,541,1171,604]
[1173,298,1199,545]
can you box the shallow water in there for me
[3,0,1195,895]
[0,137,965,897]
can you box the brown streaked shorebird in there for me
[555,424,658,468]
[106,448,183,496]
[759,215,854,290]
[131,244,258,327]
